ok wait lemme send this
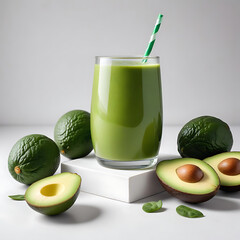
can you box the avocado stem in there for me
[14,166,21,174]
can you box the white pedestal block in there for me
[61,154,164,203]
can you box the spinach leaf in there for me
[9,195,25,201]
[142,200,163,213]
[176,205,204,218]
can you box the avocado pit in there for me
[176,164,204,183]
[218,158,240,176]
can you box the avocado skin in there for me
[177,116,233,159]
[26,185,80,215]
[54,110,93,159]
[157,176,220,203]
[8,134,60,185]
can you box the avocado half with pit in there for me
[204,152,240,192]
[156,158,220,203]
[25,172,81,215]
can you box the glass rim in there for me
[95,56,159,60]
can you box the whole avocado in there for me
[8,134,60,185]
[177,116,233,159]
[54,110,93,159]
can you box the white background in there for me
[1,0,240,125]
[1,2,240,239]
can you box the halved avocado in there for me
[204,152,240,192]
[25,172,81,215]
[156,158,220,203]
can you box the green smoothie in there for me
[91,62,162,161]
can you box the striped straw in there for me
[142,14,163,63]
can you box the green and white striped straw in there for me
[142,14,163,63]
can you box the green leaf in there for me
[142,200,163,213]
[8,195,25,201]
[176,205,204,218]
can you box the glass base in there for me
[97,156,158,170]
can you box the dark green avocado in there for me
[8,134,60,185]
[177,116,233,159]
[54,110,93,159]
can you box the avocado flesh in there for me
[156,158,220,203]
[25,172,81,215]
[204,152,240,191]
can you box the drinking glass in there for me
[91,56,162,169]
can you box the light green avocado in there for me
[156,158,220,203]
[204,152,240,192]
[25,172,81,215]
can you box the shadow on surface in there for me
[18,184,29,191]
[197,197,239,211]
[135,191,171,204]
[82,152,96,159]
[43,204,101,224]
[217,190,240,199]
[157,154,180,163]
[152,207,167,213]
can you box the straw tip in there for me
[158,14,163,19]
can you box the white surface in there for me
[1,0,240,125]
[61,157,164,202]
[0,125,239,240]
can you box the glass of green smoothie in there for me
[91,56,162,169]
